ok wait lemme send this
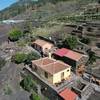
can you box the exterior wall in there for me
[76,56,88,67]
[32,63,71,84]
[63,56,76,71]
[53,68,71,84]
[53,54,76,71]
[34,43,54,55]
[34,43,42,52]
[42,43,54,54]
[32,63,53,83]
[53,54,88,74]
[91,76,100,86]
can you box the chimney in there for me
[48,52,52,59]
[49,37,52,40]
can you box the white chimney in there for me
[48,52,52,59]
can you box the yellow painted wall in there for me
[32,63,71,84]
[53,68,71,84]
[32,64,53,83]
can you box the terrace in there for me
[71,80,94,99]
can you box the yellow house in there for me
[32,57,71,84]
[32,39,54,55]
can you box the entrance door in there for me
[61,72,64,80]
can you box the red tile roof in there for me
[59,88,77,100]
[54,48,69,57]
[32,57,71,75]
[54,48,86,61]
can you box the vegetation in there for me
[20,75,36,92]
[0,0,98,21]
[8,28,23,41]
[0,0,39,20]
[12,51,40,64]
[80,37,91,44]
[0,58,6,71]
[25,52,41,64]
[0,0,53,20]
[88,51,96,64]
[30,92,41,100]
[23,21,33,35]
[98,0,100,3]
[11,53,27,64]
[4,84,12,95]
[63,36,78,49]
[17,39,27,47]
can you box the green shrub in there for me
[25,52,41,64]
[8,28,23,41]
[80,37,91,44]
[30,92,41,100]
[4,85,12,95]
[20,75,36,92]
[88,51,96,64]
[11,53,27,64]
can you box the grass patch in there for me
[4,84,12,95]
[32,25,62,37]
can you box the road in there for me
[0,61,30,100]
[0,34,7,45]
[0,62,18,89]
[0,24,12,45]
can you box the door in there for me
[61,72,64,80]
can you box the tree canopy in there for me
[20,75,36,92]
[25,52,41,64]
[63,36,78,49]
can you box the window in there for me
[45,72,48,78]
[67,69,70,72]
[45,48,48,50]
[39,46,42,51]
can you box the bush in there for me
[8,28,23,41]
[88,51,96,64]
[4,85,12,95]
[25,52,41,64]
[12,51,40,64]
[30,92,41,100]
[80,37,91,44]
[20,75,36,92]
[11,53,27,64]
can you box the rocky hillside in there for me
[0,0,99,21]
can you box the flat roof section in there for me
[59,88,77,100]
